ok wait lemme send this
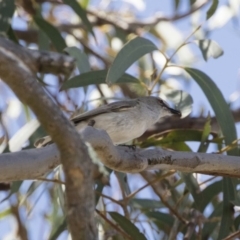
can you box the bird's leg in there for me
[87,119,95,127]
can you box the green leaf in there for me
[184,68,237,239]
[202,202,223,238]
[184,68,237,155]
[63,0,94,38]
[218,179,235,239]
[196,180,222,212]
[141,129,217,148]
[189,0,197,5]
[7,26,18,43]
[164,90,193,118]
[145,211,174,232]
[80,0,90,8]
[181,173,201,209]
[174,0,181,10]
[130,198,165,210]
[0,0,15,33]
[162,141,192,151]
[38,30,50,51]
[194,40,224,61]
[106,37,158,84]
[48,217,66,240]
[206,0,218,20]
[115,172,131,195]
[108,212,147,240]
[34,14,66,52]
[61,70,139,90]
[0,208,11,219]
[64,47,90,73]
[198,116,211,152]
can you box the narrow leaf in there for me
[145,211,174,233]
[34,15,66,52]
[64,47,91,73]
[130,199,165,210]
[202,202,223,238]
[63,0,94,38]
[0,0,15,33]
[7,26,18,43]
[164,90,193,118]
[194,39,224,61]
[174,0,180,10]
[181,173,201,209]
[184,68,237,155]
[106,37,158,84]
[49,217,66,240]
[206,0,219,20]
[184,67,237,239]
[61,70,139,90]
[196,180,222,212]
[197,116,211,152]
[218,179,235,239]
[109,212,146,240]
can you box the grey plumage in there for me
[35,96,181,148]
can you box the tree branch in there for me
[0,37,96,240]
[0,127,240,181]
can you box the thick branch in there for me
[0,127,240,181]
[0,37,96,240]
[1,34,75,75]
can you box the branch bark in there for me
[0,127,240,181]
[0,37,96,240]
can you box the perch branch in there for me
[0,127,240,181]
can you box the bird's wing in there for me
[72,99,138,124]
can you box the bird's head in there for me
[141,96,182,118]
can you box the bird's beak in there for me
[168,107,182,117]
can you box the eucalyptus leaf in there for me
[202,202,223,239]
[181,173,201,209]
[61,70,139,90]
[34,14,66,52]
[64,47,90,73]
[206,0,219,20]
[145,211,174,232]
[194,39,223,61]
[0,0,15,33]
[198,116,211,152]
[130,198,165,210]
[63,0,94,38]
[197,180,222,212]
[184,68,237,155]
[109,211,146,240]
[106,37,158,84]
[164,90,193,118]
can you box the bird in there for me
[35,96,181,147]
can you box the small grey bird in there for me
[35,96,181,147]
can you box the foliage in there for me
[0,0,240,239]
